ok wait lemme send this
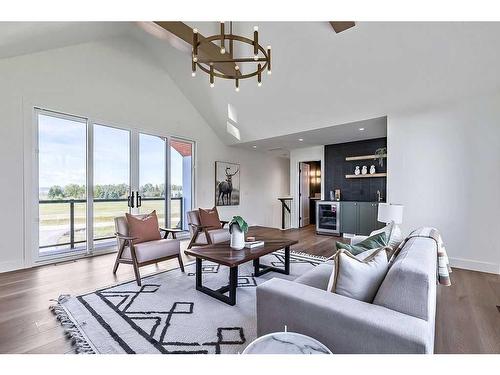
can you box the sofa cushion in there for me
[122,239,180,263]
[125,211,161,244]
[336,232,388,255]
[373,237,437,320]
[199,207,222,229]
[294,262,334,290]
[328,247,389,303]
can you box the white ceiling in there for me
[130,21,500,146]
[0,22,129,59]
[237,116,387,158]
[3,21,500,151]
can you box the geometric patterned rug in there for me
[51,250,326,354]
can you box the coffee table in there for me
[184,238,298,306]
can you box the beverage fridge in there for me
[316,201,341,235]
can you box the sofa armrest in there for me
[256,278,433,354]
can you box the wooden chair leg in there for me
[187,228,201,249]
[178,254,185,272]
[113,242,126,274]
[133,262,142,286]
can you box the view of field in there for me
[39,199,182,251]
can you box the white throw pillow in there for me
[327,247,389,303]
[326,248,381,292]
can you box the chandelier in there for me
[191,22,271,91]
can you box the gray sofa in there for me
[256,236,437,354]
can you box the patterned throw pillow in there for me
[327,247,390,303]
[336,231,388,255]
[125,210,161,244]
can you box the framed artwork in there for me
[215,161,240,206]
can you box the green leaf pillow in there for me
[336,232,388,256]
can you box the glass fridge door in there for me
[318,203,337,231]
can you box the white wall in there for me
[388,93,500,274]
[0,36,289,272]
[289,146,324,228]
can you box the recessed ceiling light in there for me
[298,138,304,142]
[359,127,365,131]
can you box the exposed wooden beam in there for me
[329,21,356,33]
[153,21,240,77]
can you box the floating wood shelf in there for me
[345,173,387,179]
[345,154,387,161]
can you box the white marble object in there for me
[354,166,361,175]
[242,332,332,354]
[361,165,368,175]
[230,226,245,250]
[370,165,376,174]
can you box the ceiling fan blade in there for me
[145,21,239,77]
[329,21,355,33]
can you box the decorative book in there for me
[245,240,265,249]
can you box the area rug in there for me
[51,250,326,354]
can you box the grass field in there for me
[39,199,182,248]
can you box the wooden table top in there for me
[184,238,298,267]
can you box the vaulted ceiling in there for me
[3,21,500,147]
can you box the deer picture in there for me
[217,166,239,205]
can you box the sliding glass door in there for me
[138,133,167,226]
[37,110,88,256]
[36,109,194,260]
[169,138,194,230]
[93,124,131,249]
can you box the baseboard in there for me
[449,257,500,275]
[0,260,25,273]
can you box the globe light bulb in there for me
[193,28,198,34]
[220,47,226,54]
[254,26,258,31]
[193,56,198,62]
[235,87,240,92]
[191,72,196,77]
[267,70,272,75]
[254,54,259,61]
[210,83,215,88]
[258,82,262,87]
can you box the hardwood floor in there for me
[0,225,498,354]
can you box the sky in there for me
[38,114,185,191]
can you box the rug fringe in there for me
[49,295,95,354]
[280,249,329,261]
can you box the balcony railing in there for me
[38,197,184,251]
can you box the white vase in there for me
[361,166,368,175]
[230,226,245,250]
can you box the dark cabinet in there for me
[340,202,383,235]
[340,202,358,234]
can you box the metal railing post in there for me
[180,197,184,229]
[70,199,75,249]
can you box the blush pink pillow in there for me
[125,210,161,244]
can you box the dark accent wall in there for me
[324,138,387,202]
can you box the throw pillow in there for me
[125,210,161,244]
[371,222,403,249]
[336,231,388,255]
[327,247,390,303]
[199,207,222,229]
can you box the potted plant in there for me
[375,147,387,167]
[229,215,248,250]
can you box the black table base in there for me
[253,246,290,277]
[194,246,291,306]
[195,258,238,306]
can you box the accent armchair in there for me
[186,209,230,249]
[113,214,184,286]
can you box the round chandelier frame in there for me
[191,22,271,90]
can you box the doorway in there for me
[298,160,321,227]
